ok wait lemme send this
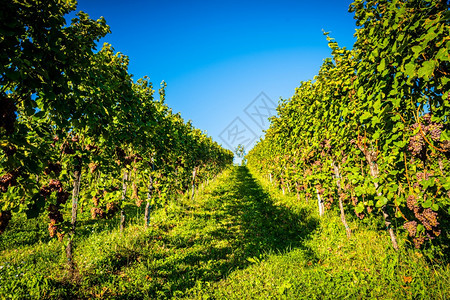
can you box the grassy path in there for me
[0,166,448,299]
[119,165,318,298]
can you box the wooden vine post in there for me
[191,166,198,200]
[66,158,82,278]
[316,188,324,217]
[120,170,128,231]
[332,161,351,238]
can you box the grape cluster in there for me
[88,162,98,173]
[422,113,431,123]
[92,195,100,207]
[49,179,62,190]
[0,171,18,192]
[106,202,119,217]
[56,232,65,242]
[61,141,75,155]
[366,206,373,214]
[44,162,62,176]
[91,200,120,219]
[48,204,63,223]
[416,171,432,182]
[442,140,450,151]
[406,195,417,210]
[132,182,138,198]
[413,236,426,249]
[405,194,441,248]
[86,144,98,151]
[40,185,52,197]
[40,179,62,197]
[90,207,106,219]
[0,211,12,234]
[408,114,444,158]
[355,211,365,220]
[428,123,442,142]
[48,220,58,237]
[417,208,439,230]
[56,190,70,205]
[408,124,425,157]
[0,95,16,135]
[403,220,417,237]
[40,179,69,206]
[47,204,64,238]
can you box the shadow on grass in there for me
[130,166,319,298]
[52,166,319,299]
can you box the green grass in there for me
[0,166,448,299]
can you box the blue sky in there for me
[70,0,357,153]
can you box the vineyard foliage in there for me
[0,0,233,238]
[247,0,450,250]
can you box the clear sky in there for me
[69,0,357,153]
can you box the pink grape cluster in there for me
[403,220,417,237]
[405,194,441,248]
[408,114,443,158]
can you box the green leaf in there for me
[342,107,349,117]
[431,204,439,211]
[417,224,425,234]
[355,203,365,213]
[422,199,432,208]
[441,130,450,141]
[376,197,388,207]
[373,99,382,113]
[404,62,416,77]
[371,115,380,127]
[418,60,436,79]
[357,86,364,98]
[377,59,386,73]
[360,111,372,123]
[436,47,449,61]
[373,130,381,140]
[412,45,422,56]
